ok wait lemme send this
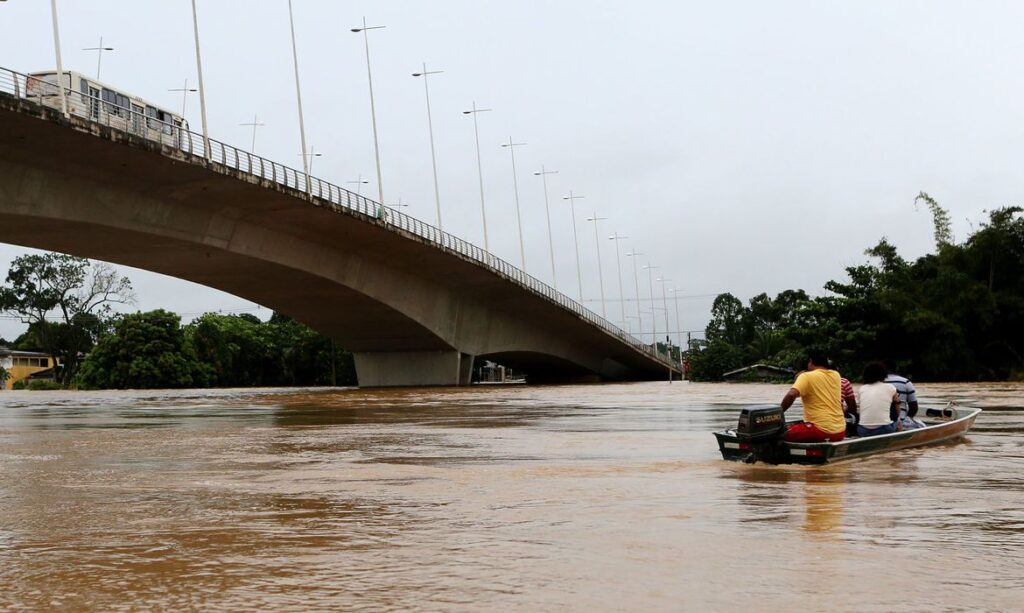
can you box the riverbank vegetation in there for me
[689,195,1024,382]
[2,194,1019,388]
[0,254,355,389]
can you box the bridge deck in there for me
[0,66,680,385]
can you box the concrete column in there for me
[353,350,475,387]
[458,352,475,386]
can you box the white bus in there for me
[25,70,189,148]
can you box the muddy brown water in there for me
[0,382,1021,611]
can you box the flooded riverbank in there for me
[1,382,1021,610]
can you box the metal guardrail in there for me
[0,66,677,370]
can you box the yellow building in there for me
[0,349,56,390]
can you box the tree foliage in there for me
[76,309,209,389]
[0,254,134,384]
[187,312,355,387]
[74,310,356,389]
[688,204,1024,381]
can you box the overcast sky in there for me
[1,1,1021,343]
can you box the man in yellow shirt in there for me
[780,350,847,442]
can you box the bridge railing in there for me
[0,66,676,369]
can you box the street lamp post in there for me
[168,79,197,118]
[534,166,559,288]
[299,147,322,174]
[189,0,210,160]
[586,213,608,319]
[642,263,660,352]
[48,0,68,117]
[82,36,113,80]
[286,0,311,194]
[412,64,444,229]
[463,102,492,252]
[609,233,629,327]
[562,191,585,302]
[239,113,264,153]
[657,276,672,350]
[351,18,386,204]
[657,276,674,382]
[669,287,685,371]
[625,249,644,341]
[501,137,528,270]
[347,174,369,196]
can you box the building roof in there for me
[722,363,796,379]
[0,347,51,358]
[0,347,50,358]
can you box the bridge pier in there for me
[353,351,475,387]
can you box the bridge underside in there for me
[0,96,677,386]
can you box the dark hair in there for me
[863,361,889,384]
[883,358,898,373]
[807,349,830,368]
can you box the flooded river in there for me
[0,382,1021,610]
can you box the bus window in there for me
[160,111,174,135]
[145,105,160,129]
[102,89,130,116]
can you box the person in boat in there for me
[856,361,902,436]
[779,350,847,442]
[835,365,859,436]
[884,359,924,430]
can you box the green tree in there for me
[188,312,272,386]
[186,312,357,387]
[705,293,748,346]
[264,313,356,386]
[915,191,953,249]
[0,254,133,384]
[76,309,209,389]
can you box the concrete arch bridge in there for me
[0,67,679,386]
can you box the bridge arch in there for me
[0,93,677,386]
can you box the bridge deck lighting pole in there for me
[657,275,672,349]
[82,36,113,80]
[625,249,643,341]
[347,174,369,196]
[669,287,685,371]
[49,0,68,117]
[658,276,673,382]
[643,263,660,351]
[412,64,444,229]
[534,166,559,288]
[609,232,628,327]
[586,213,608,319]
[501,138,528,270]
[239,113,264,153]
[463,102,492,252]
[562,191,585,301]
[351,18,386,204]
[286,0,311,194]
[299,147,321,174]
[169,79,197,119]
[190,0,210,161]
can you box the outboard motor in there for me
[734,405,786,463]
[736,405,786,441]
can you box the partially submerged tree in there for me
[0,253,134,384]
[76,309,209,389]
